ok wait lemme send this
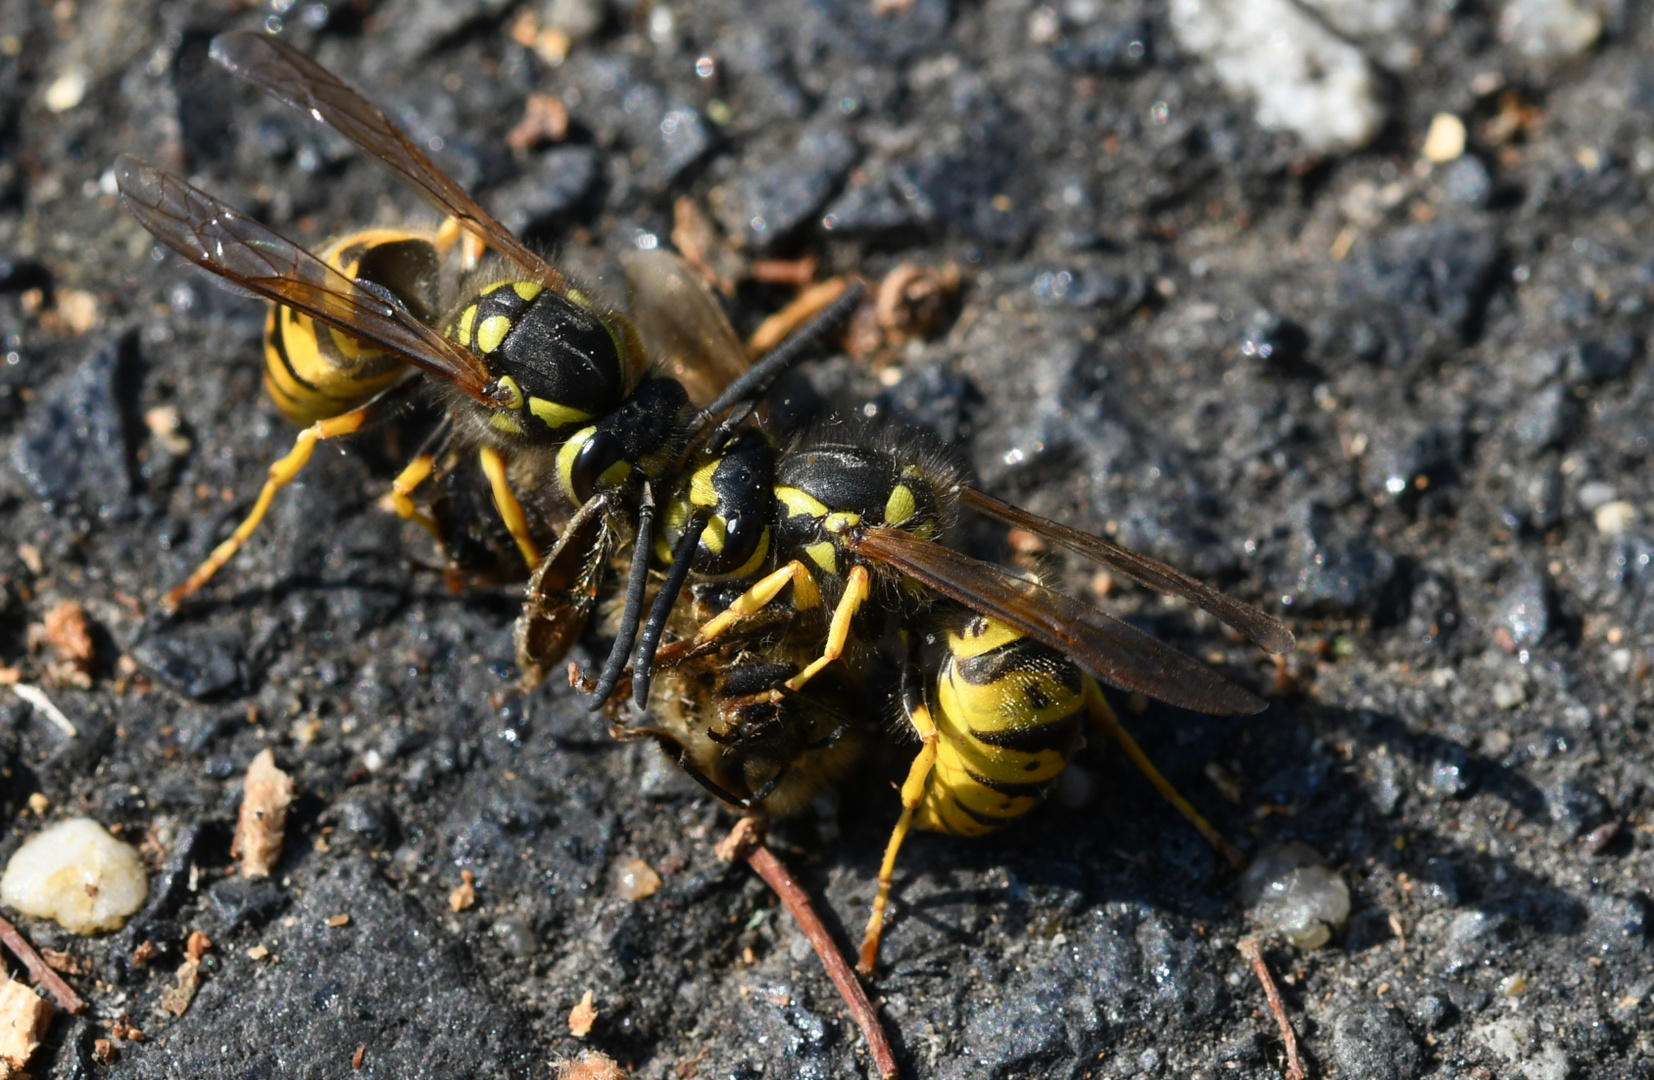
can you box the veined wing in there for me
[622,250,750,409]
[844,526,1267,716]
[116,155,502,404]
[958,485,1295,655]
[209,30,565,291]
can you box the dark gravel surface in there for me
[4,1,1654,1078]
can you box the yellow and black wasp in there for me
[117,31,854,696]
[585,421,1296,973]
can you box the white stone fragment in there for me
[1169,0,1385,154]
[1593,500,1636,536]
[1492,680,1528,709]
[1422,113,1467,163]
[1475,1014,1536,1061]
[0,818,149,935]
[43,69,86,113]
[1499,0,1601,60]
[1522,1043,1571,1080]
[1239,842,1351,949]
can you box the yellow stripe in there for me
[804,541,837,576]
[528,397,594,431]
[455,304,477,347]
[701,515,727,555]
[689,461,719,507]
[477,314,512,354]
[948,619,1022,659]
[728,527,770,578]
[513,280,543,301]
[884,484,916,526]
[496,375,524,409]
[490,412,524,435]
[776,486,828,519]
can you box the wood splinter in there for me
[1239,936,1307,1080]
[717,818,899,1080]
[0,914,85,1013]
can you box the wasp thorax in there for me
[772,443,944,581]
[450,282,630,441]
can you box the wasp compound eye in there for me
[570,429,626,503]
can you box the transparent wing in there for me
[844,526,1267,716]
[958,485,1295,655]
[116,155,499,402]
[622,250,751,409]
[209,30,565,291]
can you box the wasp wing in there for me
[209,31,564,291]
[844,526,1267,716]
[116,155,497,402]
[622,250,751,409]
[958,485,1295,655]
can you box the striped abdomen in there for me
[263,229,440,426]
[915,612,1088,836]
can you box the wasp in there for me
[117,31,852,695]
[577,414,1295,973]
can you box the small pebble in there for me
[612,857,662,901]
[1239,842,1350,948]
[1593,501,1636,535]
[1,818,149,934]
[44,69,86,113]
[1422,113,1466,163]
[1499,0,1601,60]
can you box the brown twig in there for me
[719,820,899,1079]
[1239,936,1306,1080]
[0,914,86,1013]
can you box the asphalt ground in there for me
[1,1,1652,1077]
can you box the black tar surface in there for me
[2,0,1653,1078]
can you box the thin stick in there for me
[718,821,899,1079]
[1239,936,1305,1080]
[0,913,87,1013]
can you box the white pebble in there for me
[1499,0,1601,60]
[1492,680,1527,710]
[43,69,86,113]
[1169,0,1385,154]
[1,819,148,934]
[1593,500,1636,536]
[1422,113,1467,163]
[1239,842,1350,949]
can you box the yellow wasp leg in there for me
[783,564,870,692]
[430,217,486,271]
[692,559,823,645]
[478,445,542,569]
[390,454,442,540]
[1085,682,1245,869]
[857,697,940,975]
[164,406,372,608]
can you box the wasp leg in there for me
[1085,681,1245,869]
[431,216,486,272]
[857,697,940,975]
[165,404,378,608]
[477,444,542,569]
[390,454,443,540]
[783,564,870,692]
[692,559,824,644]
